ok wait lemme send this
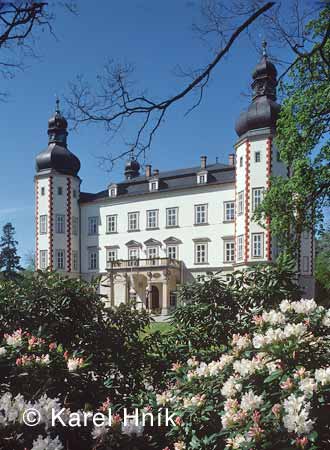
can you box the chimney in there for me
[146,164,152,177]
[228,153,235,166]
[200,155,207,169]
[153,169,159,177]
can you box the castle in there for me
[34,48,315,313]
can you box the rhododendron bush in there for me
[147,299,330,449]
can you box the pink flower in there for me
[252,410,261,423]
[296,437,309,449]
[100,397,111,412]
[171,362,182,371]
[49,342,57,351]
[271,403,282,417]
[63,351,69,360]
[175,416,182,426]
[281,378,294,390]
[16,358,22,366]
[248,424,264,439]
[112,414,122,424]
[253,315,264,326]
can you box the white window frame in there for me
[254,151,261,163]
[41,187,45,196]
[146,209,158,229]
[106,214,117,233]
[169,291,177,307]
[146,246,158,259]
[56,249,65,270]
[128,247,139,266]
[194,242,208,264]
[237,235,244,261]
[88,249,98,270]
[88,217,98,235]
[251,233,263,258]
[240,156,243,167]
[106,248,118,263]
[128,212,139,232]
[39,215,47,235]
[197,172,208,184]
[252,188,263,212]
[224,240,235,263]
[55,214,65,234]
[149,180,159,192]
[238,191,244,216]
[224,201,235,222]
[166,207,178,227]
[72,250,79,271]
[195,204,208,225]
[72,216,79,236]
[167,245,178,260]
[39,250,48,269]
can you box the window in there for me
[170,291,177,308]
[106,215,117,233]
[109,185,117,197]
[128,212,139,231]
[254,151,261,163]
[252,233,263,258]
[72,251,78,271]
[146,209,158,229]
[107,248,118,262]
[240,156,243,167]
[150,181,158,191]
[41,187,45,196]
[195,242,208,264]
[73,189,77,199]
[224,201,235,222]
[56,249,65,270]
[166,207,178,227]
[128,248,139,266]
[167,245,178,260]
[39,215,47,234]
[238,191,244,215]
[88,249,98,270]
[72,217,79,236]
[237,235,244,261]
[277,151,281,162]
[195,204,208,225]
[252,188,263,212]
[224,241,235,263]
[88,217,98,235]
[39,250,48,269]
[57,187,63,196]
[303,256,309,273]
[147,246,158,259]
[197,173,207,184]
[55,214,65,234]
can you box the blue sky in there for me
[0,0,292,263]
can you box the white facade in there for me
[35,53,315,312]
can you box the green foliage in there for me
[315,229,330,303]
[0,222,22,279]
[254,5,330,257]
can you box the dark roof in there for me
[80,163,235,204]
[36,143,81,176]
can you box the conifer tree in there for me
[0,222,22,279]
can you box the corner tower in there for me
[234,42,286,266]
[35,100,81,274]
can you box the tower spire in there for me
[262,40,267,57]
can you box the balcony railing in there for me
[106,257,180,270]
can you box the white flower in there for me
[221,376,242,398]
[322,311,330,327]
[174,442,186,450]
[315,367,330,386]
[280,300,292,313]
[122,418,144,436]
[299,377,317,397]
[240,390,263,411]
[92,424,109,439]
[226,434,249,449]
[67,357,84,372]
[283,394,314,436]
[0,347,6,357]
[262,310,286,325]
[292,299,317,315]
[31,435,63,450]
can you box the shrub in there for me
[149,298,330,449]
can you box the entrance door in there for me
[151,285,160,311]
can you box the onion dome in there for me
[36,99,80,176]
[124,154,140,179]
[235,42,280,138]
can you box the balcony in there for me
[106,257,181,271]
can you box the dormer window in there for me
[149,179,159,192]
[108,184,117,198]
[197,170,208,184]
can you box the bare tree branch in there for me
[67,1,275,168]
